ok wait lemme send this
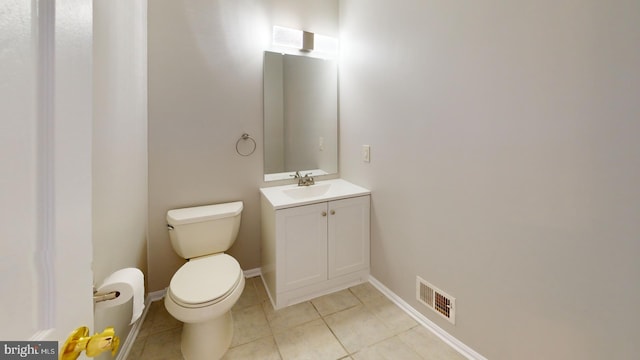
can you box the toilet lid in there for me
[169,254,242,306]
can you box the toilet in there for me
[164,201,245,360]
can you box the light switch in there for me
[362,145,370,163]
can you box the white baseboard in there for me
[243,267,261,278]
[115,289,167,360]
[147,288,167,302]
[368,276,487,360]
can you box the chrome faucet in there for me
[292,171,315,186]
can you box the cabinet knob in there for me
[330,210,335,215]
[321,211,327,217]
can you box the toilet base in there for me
[181,311,233,360]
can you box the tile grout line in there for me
[343,286,425,358]
[229,277,276,350]
[313,286,399,358]
[310,299,352,359]
[137,301,163,358]
[236,276,282,359]
[258,279,285,360]
[132,279,461,360]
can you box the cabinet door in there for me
[328,196,370,279]
[276,202,328,291]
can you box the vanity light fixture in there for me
[302,31,314,52]
[272,26,338,55]
[273,26,305,50]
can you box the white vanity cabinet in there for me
[260,182,370,309]
[277,202,329,292]
[327,196,370,279]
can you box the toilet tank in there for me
[167,201,243,259]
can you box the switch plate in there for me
[362,145,370,162]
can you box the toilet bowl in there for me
[165,254,245,359]
[164,202,245,360]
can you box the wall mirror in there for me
[263,51,338,181]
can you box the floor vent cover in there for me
[416,276,456,324]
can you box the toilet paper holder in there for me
[93,287,120,303]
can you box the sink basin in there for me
[282,183,332,200]
[261,179,371,209]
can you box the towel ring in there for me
[236,133,256,156]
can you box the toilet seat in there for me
[169,254,242,309]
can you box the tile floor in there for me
[128,277,467,360]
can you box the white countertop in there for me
[260,179,371,209]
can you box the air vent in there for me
[416,276,455,324]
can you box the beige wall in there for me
[148,0,338,291]
[92,0,148,354]
[339,0,640,359]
